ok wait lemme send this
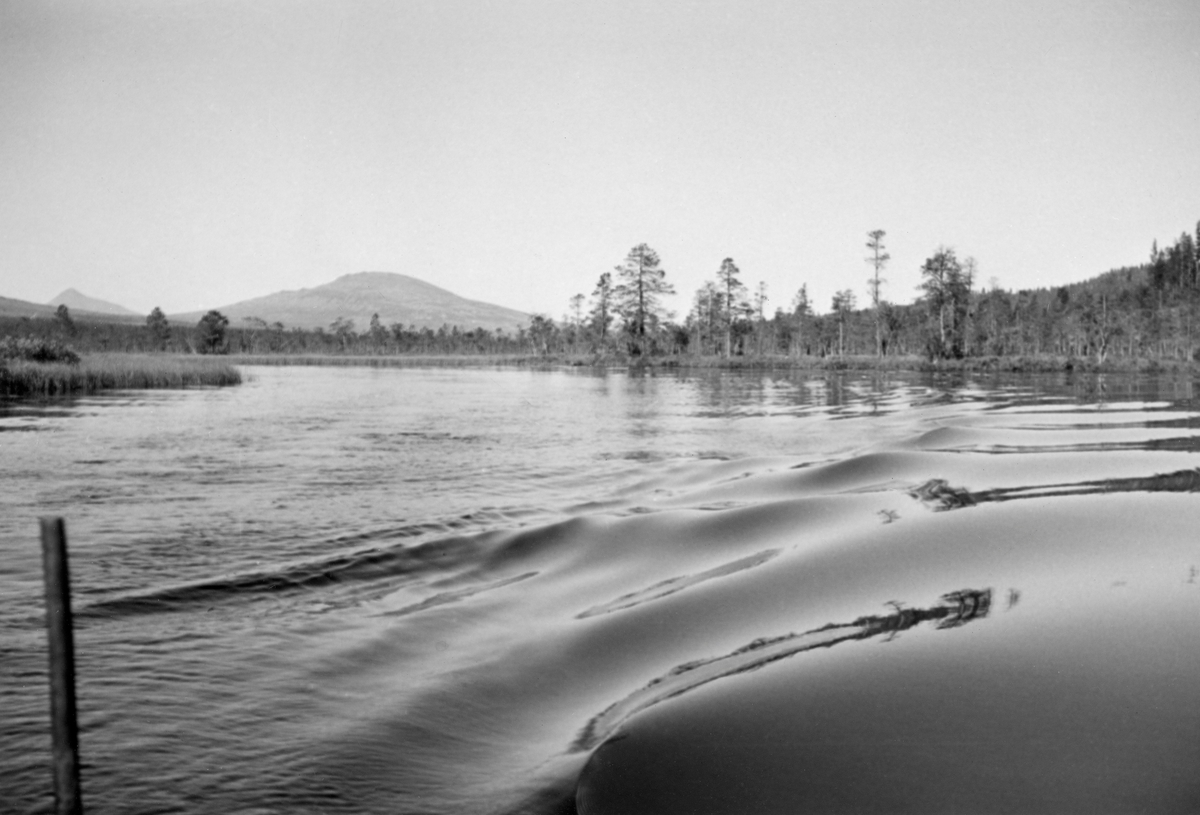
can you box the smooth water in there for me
[3,366,1199,814]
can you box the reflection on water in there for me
[3,367,1200,814]
[909,478,979,509]
[572,587,994,753]
[575,549,781,620]
[911,468,1200,512]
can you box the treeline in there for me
[0,306,536,356]
[4,220,1198,364]
[539,224,1200,364]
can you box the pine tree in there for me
[831,289,856,355]
[919,248,958,357]
[146,307,170,350]
[918,247,972,358]
[688,281,724,355]
[753,281,769,355]
[54,304,75,337]
[569,294,586,326]
[715,257,746,357]
[589,272,615,343]
[196,310,230,355]
[790,285,811,357]
[865,230,890,357]
[369,313,389,350]
[613,244,674,354]
[958,257,978,354]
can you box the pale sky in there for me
[2,0,1198,321]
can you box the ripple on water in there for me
[4,368,1200,814]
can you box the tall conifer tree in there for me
[865,230,890,357]
[589,272,615,342]
[715,257,746,357]
[613,244,674,354]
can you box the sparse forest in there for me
[3,223,1199,368]
[534,226,1200,366]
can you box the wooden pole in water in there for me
[40,517,83,815]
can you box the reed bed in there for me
[0,353,242,397]
[232,352,916,370]
[213,351,1199,375]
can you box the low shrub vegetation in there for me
[0,336,81,365]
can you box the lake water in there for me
[3,365,1200,814]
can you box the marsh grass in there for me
[0,353,242,397]
[230,351,1200,373]
[231,352,908,370]
[233,353,546,368]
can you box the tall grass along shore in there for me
[232,352,540,368]
[229,350,1200,374]
[0,353,242,397]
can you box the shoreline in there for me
[228,351,1200,375]
[5,351,1198,400]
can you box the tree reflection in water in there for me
[573,587,994,753]
[909,468,1200,511]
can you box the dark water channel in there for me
[3,366,1200,813]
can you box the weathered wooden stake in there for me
[41,516,83,815]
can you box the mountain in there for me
[170,272,530,332]
[0,294,141,323]
[0,295,60,320]
[48,288,139,316]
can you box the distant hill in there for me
[169,272,530,332]
[0,294,141,323]
[48,288,139,316]
[0,295,57,320]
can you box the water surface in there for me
[3,366,1199,813]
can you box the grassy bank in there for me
[232,351,1200,374]
[0,353,242,397]
[4,351,1190,397]
[233,353,544,368]
[232,351,910,370]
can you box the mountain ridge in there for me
[48,288,139,316]
[0,294,142,323]
[168,272,529,332]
